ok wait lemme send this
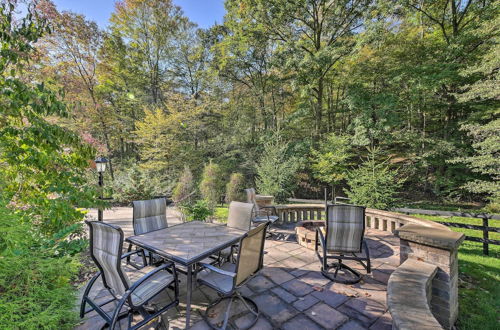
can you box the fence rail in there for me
[392,208,499,256]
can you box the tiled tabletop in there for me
[126,221,246,265]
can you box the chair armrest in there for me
[121,250,143,260]
[199,262,236,278]
[128,262,176,293]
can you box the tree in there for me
[234,0,372,138]
[345,148,403,209]
[0,1,98,235]
[110,0,186,104]
[200,161,223,210]
[256,134,301,203]
[173,166,194,204]
[310,134,352,196]
[225,173,245,203]
[452,120,500,211]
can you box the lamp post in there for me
[95,157,108,221]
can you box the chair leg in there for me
[80,272,101,318]
[203,292,259,330]
[320,258,362,284]
[363,241,371,273]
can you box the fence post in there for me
[483,217,489,256]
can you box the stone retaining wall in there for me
[275,204,465,329]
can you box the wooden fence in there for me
[394,208,500,256]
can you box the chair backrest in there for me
[227,201,254,231]
[245,188,260,214]
[325,204,366,253]
[86,221,131,297]
[132,197,168,235]
[234,222,268,286]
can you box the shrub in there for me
[173,166,194,204]
[182,200,214,221]
[345,147,404,209]
[225,172,245,203]
[0,202,80,329]
[200,161,223,210]
[256,134,301,203]
[112,165,171,204]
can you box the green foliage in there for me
[225,172,245,203]
[199,161,223,210]
[256,135,301,203]
[0,2,99,235]
[112,164,171,203]
[173,166,194,204]
[0,201,80,329]
[345,148,404,209]
[182,199,214,222]
[452,119,500,212]
[310,134,353,188]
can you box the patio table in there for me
[125,220,246,328]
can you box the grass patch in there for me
[413,214,499,329]
[214,205,229,223]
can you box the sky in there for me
[52,0,226,29]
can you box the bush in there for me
[345,148,404,209]
[172,166,194,204]
[182,200,214,221]
[112,165,171,204]
[200,161,224,210]
[0,203,80,329]
[256,134,301,203]
[225,172,245,203]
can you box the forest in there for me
[2,0,499,215]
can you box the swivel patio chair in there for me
[245,188,278,236]
[197,222,269,330]
[81,221,179,330]
[315,203,371,284]
[217,201,254,262]
[127,197,168,267]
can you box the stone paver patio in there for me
[78,211,398,330]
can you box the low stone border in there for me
[388,259,442,329]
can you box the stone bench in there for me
[388,259,442,329]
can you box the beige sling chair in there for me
[197,222,269,330]
[315,203,371,284]
[81,221,179,329]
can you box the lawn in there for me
[413,214,500,330]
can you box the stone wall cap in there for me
[388,259,442,330]
[395,223,465,250]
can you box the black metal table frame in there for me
[125,222,245,328]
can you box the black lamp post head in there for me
[95,157,108,173]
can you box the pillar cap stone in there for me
[395,224,465,250]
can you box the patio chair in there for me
[197,222,269,330]
[217,201,254,262]
[81,221,179,330]
[315,203,371,284]
[245,188,279,235]
[127,197,168,267]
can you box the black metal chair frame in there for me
[198,222,270,330]
[315,204,371,284]
[81,221,179,330]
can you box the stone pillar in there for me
[395,224,465,329]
